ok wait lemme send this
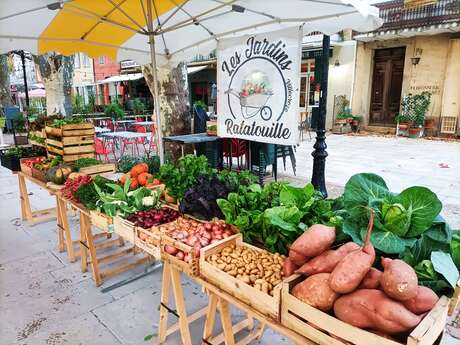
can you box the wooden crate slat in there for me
[79,163,116,175]
[113,216,135,243]
[62,129,95,136]
[46,145,64,155]
[63,145,95,155]
[62,152,95,162]
[280,274,449,345]
[62,135,94,145]
[62,123,94,130]
[46,138,64,148]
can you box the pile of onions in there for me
[163,218,235,262]
[126,207,180,229]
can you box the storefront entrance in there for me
[369,47,405,126]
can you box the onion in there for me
[193,242,201,258]
[200,238,210,247]
[164,245,178,255]
[204,223,212,231]
[176,251,184,260]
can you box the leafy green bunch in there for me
[159,154,212,200]
[342,173,459,295]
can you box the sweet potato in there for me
[334,289,423,334]
[289,224,335,266]
[296,242,360,276]
[381,257,418,301]
[403,286,438,314]
[329,210,376,294]
[282,257,298,277]
[292,273,340,311]
[358,267,382,289]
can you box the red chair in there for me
[223,139,247,170]
[148,124,158,153]
[121,127,145,156]
[95,138,111,162]
[106,119,114,132]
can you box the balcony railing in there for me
[375,0,460,31]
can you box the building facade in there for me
[93,56,122,105]
[352,0,460,132]
[72,53,95,104]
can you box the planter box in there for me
[45,123,95,162]
[0,154,20,172]
[90,211,113,232]
[281,274,450,345]
[199,234,283,321]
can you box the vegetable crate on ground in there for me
[200,234,283,321]
[281,274,451,345]
[45,123,95,162]
[79,163,116,176]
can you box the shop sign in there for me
[217,27,302,145]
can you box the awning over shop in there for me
[97,73,143,85]
[187,66,207,75]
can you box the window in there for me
[82,54,90,67]
[99,56,105,65]
[299,59,319,110]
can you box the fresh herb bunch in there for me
[4,146,45,158]
[159,155,212,200]
[74,158,102,171]
[217,170,258,191]
[27,133,46,144]
[217,182,342,255]
[50,116,85,128]
[73,175,113,210]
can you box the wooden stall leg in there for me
[202,293,218,344]
[18,174,32,221]
[79,212,88,273]
[58,198,76,263]
[158,262,172,344]
[218,298,236,345]
[55,196,65,253]
[170,266,193,345]
[83,213,102,286]
[246,313,254,331]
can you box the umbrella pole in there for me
[148,33,165,164]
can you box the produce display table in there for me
[57,195,151,286]
[17,171,56,225]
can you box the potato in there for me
[334,289,423,334]
[292,273,340,311]
[381,258,418,301]
[402,286,438,314]
[329,210,376,294]
[282,257,298,277]
[358,267,382,289]
[289,225,336,266]
[296,242,360,276]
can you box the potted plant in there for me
[335,107,353,124]
[350,115,362,133]
[0,146,46,172]
[395,113,411,131]
[132,98,145,116]
[409,92,431,139]
[104,101,125,120]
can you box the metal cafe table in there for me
[162,133,221,166]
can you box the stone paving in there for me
[0,133,459,345]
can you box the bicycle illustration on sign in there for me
[225,70,274,121]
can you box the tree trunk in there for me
[0,54,12,107]
[142,61,190,161]
[33,53,74,116]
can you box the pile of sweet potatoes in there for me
[286,210,439,337]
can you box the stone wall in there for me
[351,33,459,126]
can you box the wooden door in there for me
[369,47,406,126]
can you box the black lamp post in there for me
[311,35,330,198]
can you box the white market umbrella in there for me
[0,0,382,163]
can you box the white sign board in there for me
[217,27,302,145]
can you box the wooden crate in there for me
[90,211,113,232]
[200,234,283,321]
[145,183,165,197]
[113,216,136,244]
[45,123,95,162]
[281,274,450,345]
[79,163,116,176]
[161,232,200,276]
[31,166,47,183]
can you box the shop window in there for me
[299,59,318,111]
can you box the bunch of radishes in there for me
[127,207,180,229]
[163,218,235,262]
